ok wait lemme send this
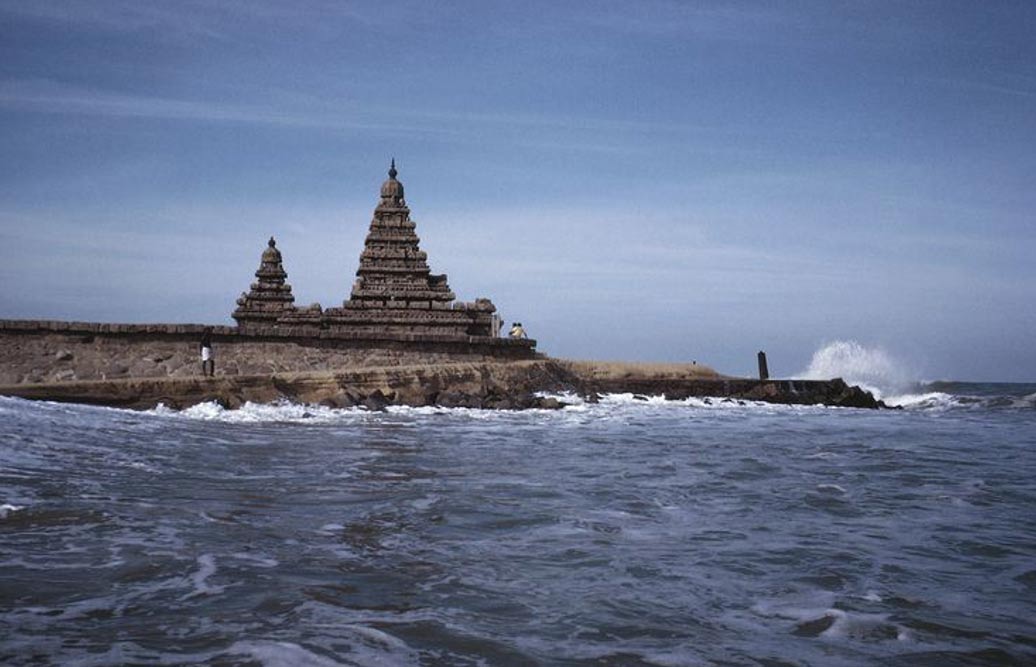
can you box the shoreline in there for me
[0,318,887,410]
[0,359,888,411]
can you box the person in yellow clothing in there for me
[508,322,527,339]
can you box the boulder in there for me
[362,390,390,411]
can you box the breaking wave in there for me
[797,341,1036,410]
[140,393,835,424]
[798,340,916,399]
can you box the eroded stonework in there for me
[232,237,298,329]
[232,161,499,338]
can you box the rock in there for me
[55,350,74,362]
[533,397,564,410]
[486,397,514,410]
[317,393,354,408]
[436,391,481,408]
[826,380,883,409]
[362,390,389,411]
[319,393,356,409]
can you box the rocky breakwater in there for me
[0,361,577,412]
[0,357,887,411]
[559,360,888,409]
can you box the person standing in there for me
[200,329,215,377]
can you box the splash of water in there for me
[798,340,916,399]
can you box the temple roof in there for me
[261,236,282,263]
[379,158,405,207]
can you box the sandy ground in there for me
[555,359,723,381]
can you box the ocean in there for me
[1,371,1035,665]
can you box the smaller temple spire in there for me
[388,158,397,180]
[232,236,297,330]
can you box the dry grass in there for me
[556,359,722,381]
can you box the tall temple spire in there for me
[321,163,497,336]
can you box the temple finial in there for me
[268,236,276,248]
[388,158,397,180]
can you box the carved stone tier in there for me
[232,237,300,331]
[336,160,497,336]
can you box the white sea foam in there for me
[882,391,956,409]
[1015,392,1036,409]
[821,609,911,642]
[227,641,348,667]
[141,391,835,425]
[227,630,418,667]
[231,552,279,568]
[182,553,224,598]
[799,340,916,399]
[754,593,909,643]
[0,503,25,519]
[148,400,377,423]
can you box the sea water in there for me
[1,351,1035,666]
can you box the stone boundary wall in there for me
[0,319,536,385]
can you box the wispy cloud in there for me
[0,0,382,41]
[925,75,1036,100]
[0,79,764,157]
[0,77,821,156]
[0,79,441,134]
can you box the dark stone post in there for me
[758,351,769,380]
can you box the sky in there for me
[1,1,1034,381]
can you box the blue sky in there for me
[1,1,1034,380]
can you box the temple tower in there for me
[232,237,298,330]
[324,160,496,336]
[350,159,455,309]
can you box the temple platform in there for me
[0,319,536,386]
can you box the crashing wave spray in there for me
[798,341,916,399]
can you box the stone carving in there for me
[231,237,300,331]
[234,161,499,338]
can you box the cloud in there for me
[0,0,380,40]
[0,79,431,133]
[0,79,766,157]
[924,76,1036,100]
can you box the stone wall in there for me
[0,320,536,385]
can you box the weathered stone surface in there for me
[0,322,536,385]
[0,322,886,410]
[0,358,887,411]
[226,162,505,339]
[233,237,303,330]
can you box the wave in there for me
[0,503,25,519]
[795,341,1036,411]
[136,393,839,424]
[151,400,371,424]
[798,340,917,399]
[884,390,1036,411]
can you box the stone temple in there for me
[233,161,499,338]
